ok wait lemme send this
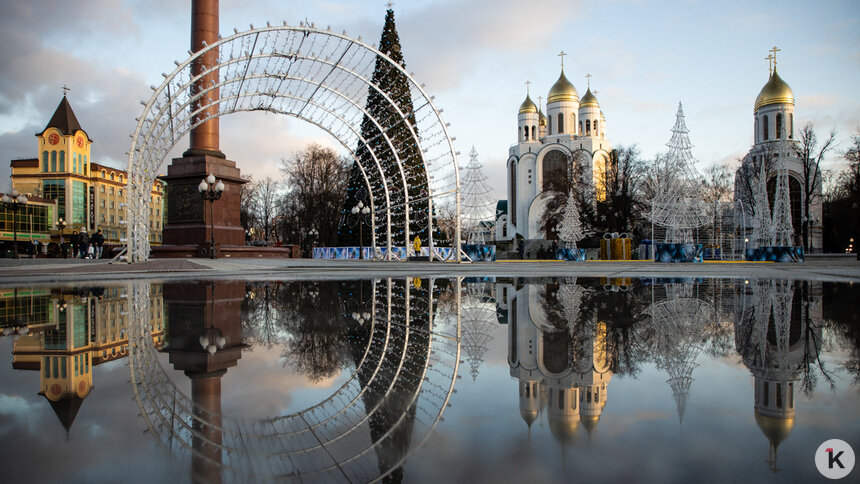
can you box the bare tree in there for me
[823,131,860,251]
[239,175,257,237]
[597,145,648,237]
[702,163,733,204]
[281,143,351,247]
[792,123,836,251]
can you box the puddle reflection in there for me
[0,277,856,482]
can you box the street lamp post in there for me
[2,189,29,259]
[350,201,371,260]
[307,228,318,258]
[55,217,67,258]
[198,174,225,259]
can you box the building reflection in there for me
[733,279,823,473]
[2,286,164,437]
[499,278,615,445]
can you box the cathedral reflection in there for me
[1,286,164,437]
[498,278,618,444]
[733,279,823,473]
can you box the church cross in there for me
[585,73,592,88]
[62,85,71,96]
[386,1,395,10]
[769,45,781,69]
[764,53,774,75]
[558,50,567,69]
[525,80,531,95]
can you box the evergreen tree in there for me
[337,8,431,249]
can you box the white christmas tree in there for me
[460,146,496,243]
[649,102,708,243]
[770,157,794,246]
[750,160,772,248]
[559,192,585,249]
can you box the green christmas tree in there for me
[337,8,432,248]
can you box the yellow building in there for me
[8,95,165,248]
[7,285,165,435]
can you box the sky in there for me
[1,0,858,202]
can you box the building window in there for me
[110,201,115,209]
[547,115,552,134]
[119,175,123,183]
[100,214,106,222]
[118,189,123,197]
[594,120,599,136]
[763,115,769,141]
[586,119,591,136]
[110,172,115,181]
[523,126,528,141]
[42,151,49,171]
[542,150,568,192]
[42,179,66,220]
[110,215,114,223]
[59,151,65,171]
[110,187,115,195]
[102,170,106,178]
[510,161,517,225]
[557,113,564,134]
[776,113,783,139]
[72,180,87,225]
[51,151,57,172]
[100,199,106,207]
[531,125,536,140]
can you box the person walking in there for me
[71,231,79,258]
[78,228,90,259]
[92,229,105,259]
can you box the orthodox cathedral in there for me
[735,53,822,251]
[498,54,612,242]
[499,48,821,253]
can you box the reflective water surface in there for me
[0,277,857,483]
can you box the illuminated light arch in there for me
[125,24,461,262]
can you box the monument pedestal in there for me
[160,154,245,247]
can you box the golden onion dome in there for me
[581,414,600,433]
[518,94,538,114]
[548,70,579,104]
[548,416,580,442]
[520,408,539,425]
[754,411,795,449]
[754,68,794,112]
[580,88,599,108]
[539,110,547,126]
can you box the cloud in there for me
[396,0,582,91]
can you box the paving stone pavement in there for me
[1,254,859,286]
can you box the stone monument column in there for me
[160,0,245,253]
